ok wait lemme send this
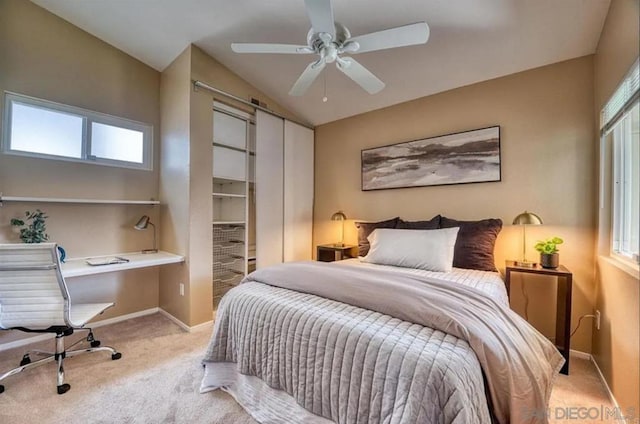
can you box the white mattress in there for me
[337,258,508,306]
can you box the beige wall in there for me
[314,56,597,352]
[158,45,302,326]
[0,1,164,343]
[158,47,192,325]
[592,0,640,416]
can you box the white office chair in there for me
[0,243,121,395]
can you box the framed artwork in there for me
[361,126,501,191]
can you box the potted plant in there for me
[9,209,66,261]
[534,236,563,269]
[10,210,50,243]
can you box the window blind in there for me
[601,58,639,131]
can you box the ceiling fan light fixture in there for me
[336,57,350,69]
[325,45,338,63]
[231,0,429,96]
[341,41,360,53]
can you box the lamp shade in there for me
[331,211,347,221]
[512,211,543,226]
[134,215,151,230]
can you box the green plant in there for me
[534,236,563,255]
[10,209,49,243]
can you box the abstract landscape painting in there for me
[361,126,501,191]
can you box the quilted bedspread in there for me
[203,261,563,424]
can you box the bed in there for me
[201,217,564,424]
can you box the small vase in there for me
[57,246,66,263]
[540,253,559,269]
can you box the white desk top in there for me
[61,251,184,278]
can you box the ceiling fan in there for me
[231,0,430,96]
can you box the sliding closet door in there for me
[255,110,284,268]
[283,121,314,261]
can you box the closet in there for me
[212,104,313,308]
[212,102,255,307]
[256,110,314,268]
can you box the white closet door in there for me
[256,111,284,268]
[284,121,314,261]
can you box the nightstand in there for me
[505,260,573,375]
[316,244,357,262]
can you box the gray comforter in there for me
[204,261,563,424]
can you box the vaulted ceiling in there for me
[31,0,611,125]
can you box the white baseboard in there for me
[91,307,159,328]
[157,308,213,333]
[569,349,627,424]
[0,333,52,353]
[569,349,592,360]
[590,355,627,424]
[0,307,159,352]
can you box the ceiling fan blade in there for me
[336,57,385,94]
[289,61,327,96]
[348,22,430,54]
[304,0,336,39]
[231,43,313,54]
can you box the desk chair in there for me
[0,243,121,394]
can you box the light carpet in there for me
[0,313,614,423]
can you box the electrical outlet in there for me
[179,283,185,296]
[595,310,601,330]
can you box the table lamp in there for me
[134,215,158,253]
[512,211,543,267]
[331,210,347,247]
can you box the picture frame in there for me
[361,126,501,191]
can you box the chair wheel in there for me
[90,340,101,348]
[112,352,122,360]
[20,355,31,367]
[0,385,4,394]
[57,384,70,395]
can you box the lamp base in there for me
[514,260,537,268]
[141,249,159,254]
[332,242,345,247]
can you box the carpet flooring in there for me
[0,313,614,423]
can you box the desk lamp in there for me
[134,215,158,253]
[512,211,543,267]
[331,211,347,247]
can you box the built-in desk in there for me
[61,251,184,278]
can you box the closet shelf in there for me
[212,192,246,198]
[0,194,159,206]
[212,241,243,249]
[213,221,245,225]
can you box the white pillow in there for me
[361,227,460,272]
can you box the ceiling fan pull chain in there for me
[322,70,328,103]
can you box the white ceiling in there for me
[31,0,611,125]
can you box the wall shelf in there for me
[0,195,159,206]
[212,220,246,225]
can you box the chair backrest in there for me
[0,243,70,330]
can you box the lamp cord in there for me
[570,314,596,338]
[520,275,530,321]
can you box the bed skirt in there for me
[201,362,334,424]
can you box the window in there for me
[601,59,639,266]
[2,92,152,170]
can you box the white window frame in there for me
[600,59,639,270]
[2,92,153,170]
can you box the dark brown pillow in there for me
[396,215,441,230]
[439,216,502,272]
[354,217,399,257]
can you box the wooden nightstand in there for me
[316,244,357,262]
[505,260,573,375]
